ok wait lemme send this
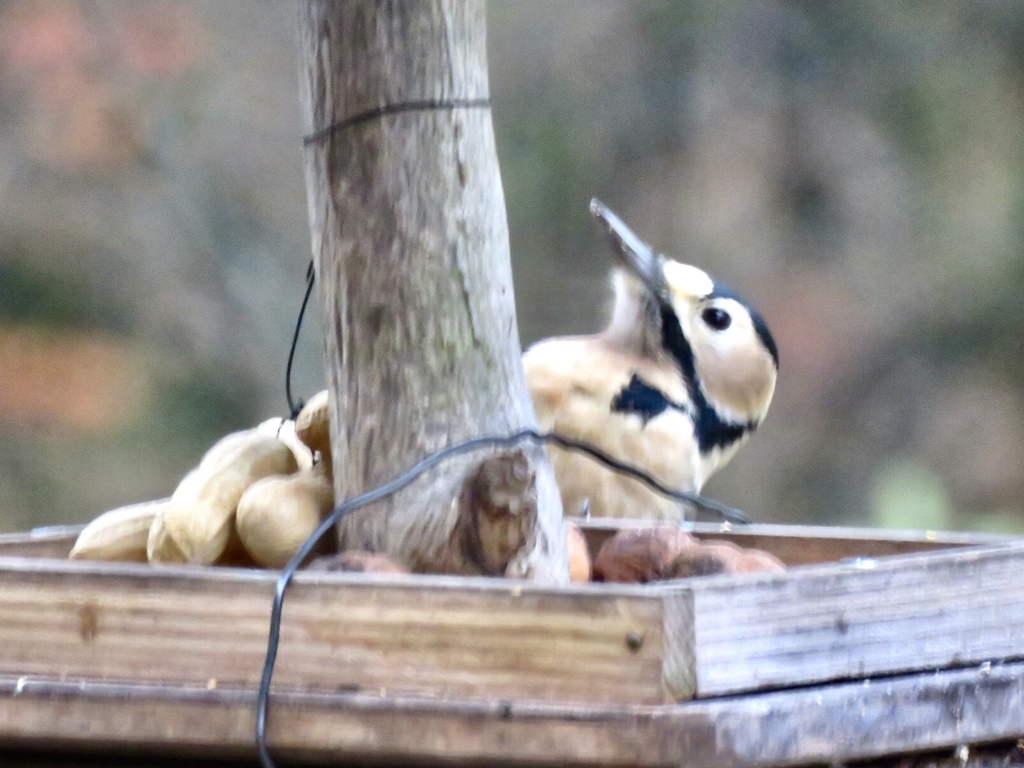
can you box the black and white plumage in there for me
[523,200,779,521]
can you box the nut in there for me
[149,429,299,565]
[593,527,696,583]
[294,390,331,470]
[566,522,592,583]
[236,465,335,568]
[70,499,167,562]
[667,541,786,579]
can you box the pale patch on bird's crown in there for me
[663,261,714,300]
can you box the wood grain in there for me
[0,660,1021,767]
[2,524,1023,708]
[0,557,666,705]
[6,520,1007,566]
[297,0,567,582]
[0,526,82,559]
[686,659,1024,768]
[687,538,1024,697]
[577,518,1011,566]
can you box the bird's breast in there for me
[523,337,700,519]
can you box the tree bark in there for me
[297,0,567,583]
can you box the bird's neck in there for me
[604,276,664,359]
[657,306,760,455]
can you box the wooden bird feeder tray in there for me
[0,519,1022,767]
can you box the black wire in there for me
[255,428,751,768]
[285,261,316,420]
[303,98,491,145]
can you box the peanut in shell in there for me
[71,499,168,562]
[294,390,330,450]
[149,430,298,565]
[236,465,335,568]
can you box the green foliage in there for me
[0,256,129,333]
[149,362,263,454]
[870,459,952,531]
[0,360,264,530]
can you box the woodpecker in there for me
[523,200,779,521]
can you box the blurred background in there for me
[0,0,1021,534]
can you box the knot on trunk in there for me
[454,448,538,575]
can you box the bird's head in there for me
[593,200,778,431]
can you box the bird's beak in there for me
[589,199,668,304]
[590,199,714,305]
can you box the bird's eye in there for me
[701,307,731,331]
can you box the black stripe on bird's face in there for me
[660,305,697,383]
[657,306,757,454]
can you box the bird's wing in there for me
[522,336,699,520]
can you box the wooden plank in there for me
[2,520,1011,566]
[687,539,1024,697]
[0,660,1021,767]
[0,557,672,705]
[3,524,1024,708]
[683,659,1024,768]
[854,742,1024,768]
[0,526,82,559]
[0,755,254,768]
[577,518,1012,566]
[0,754,253,768]
[0,676,672,767]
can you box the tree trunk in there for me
[297,0,567,583]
